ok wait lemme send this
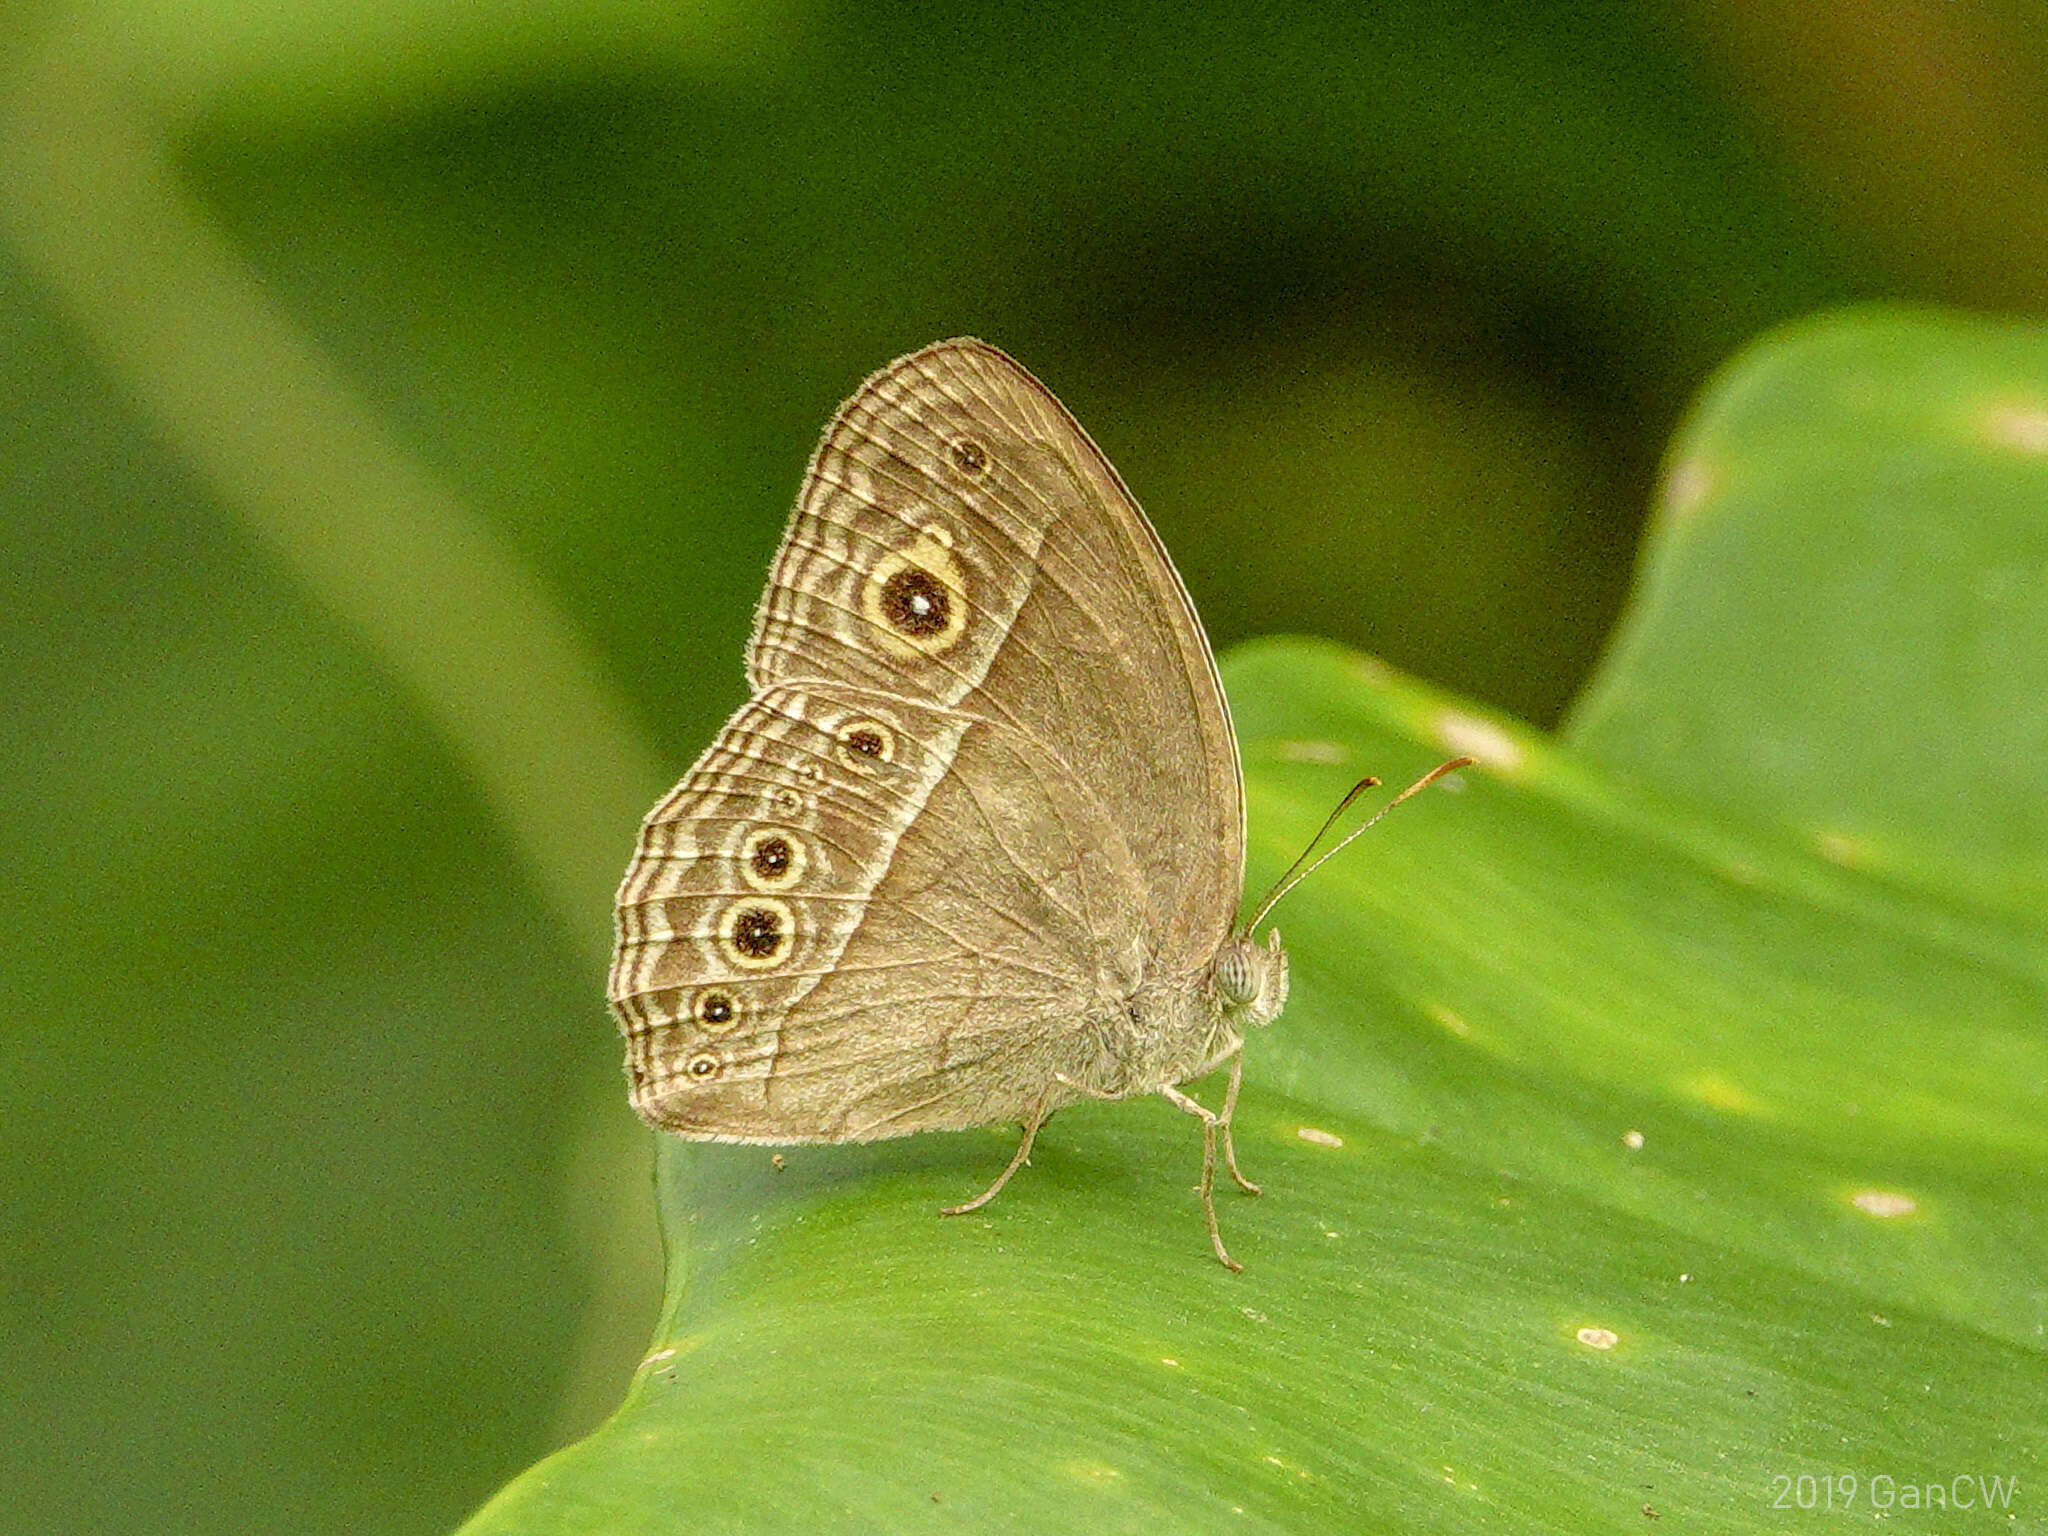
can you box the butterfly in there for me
[610,338,1465,1269]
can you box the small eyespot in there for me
[692,989,738,1031]
[685,1051,721,1080]
[740,827,805,891]
[949,438,989,476]
[835,718,896,772]
[719,897,794,969]
[764,784,804,818]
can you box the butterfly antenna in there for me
[1242,757,1475,935]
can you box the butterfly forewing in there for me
[746,343,1061,704]
[756,342,1241,946]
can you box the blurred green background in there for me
[5,3,2047,1533]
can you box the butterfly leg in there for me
[1158,1084,1243,1273]
[1218,1051,1262,1197]
[940,1090,1053,1217]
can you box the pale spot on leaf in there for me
[1349,654,1392,685]
[1662,455,1716,520]
[1576,1326,1619,1350]
[1980,400,2048,454]
[1296,1126,1344,1148]
[1064,1460,1122,1486]
[1679,1072,1763,1115]
[1814,829,1868,868]
[1622,1129,1645,1151]
[639,1336,701,1371]
[1851,1188,1918,1219]
[1272,738,1349,765]
[1260,1453,1317,1482]
[1435,710,1523,773]
[1424,1001,1471,1038]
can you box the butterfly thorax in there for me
[1074,929,1288,1100]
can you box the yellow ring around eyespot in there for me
[717,896,795,970]
[690,987,741,1033]
[863,526,968,657]
[761,782,805,821]
[835,717,897,773]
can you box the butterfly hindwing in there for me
[614,682,1146,1138]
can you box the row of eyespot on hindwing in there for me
[659,705,917,1086]
[640,425,1001,1093]
[627,428,999,1095]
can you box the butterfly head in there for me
[1212,929,1288,1029]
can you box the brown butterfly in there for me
[610,339,1465,1269]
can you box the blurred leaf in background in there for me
[3,2,2046,1534]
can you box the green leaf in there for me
[460,308,2048,1532]
[1568,307,2048,919]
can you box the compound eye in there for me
[1214,944,1259,1004]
